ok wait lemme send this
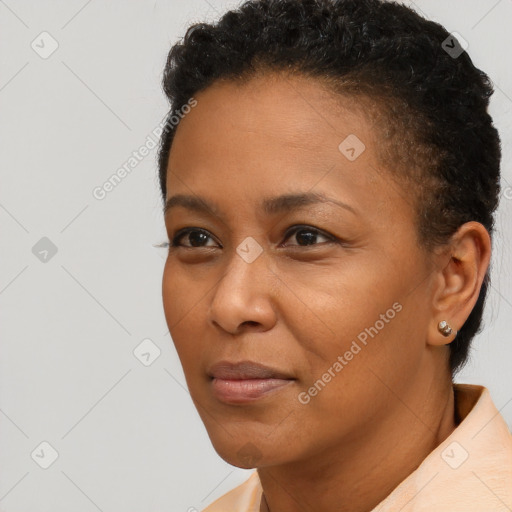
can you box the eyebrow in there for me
[164,192,357,220]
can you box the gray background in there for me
[1,1,511,511]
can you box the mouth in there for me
[207,360,296,404]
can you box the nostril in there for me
[242,321,259,328]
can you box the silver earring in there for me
[438,320,454,337]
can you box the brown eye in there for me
[172,228,220,248]
[282,226,334,247]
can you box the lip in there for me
[208,360,294,380]
[208,360,295,404]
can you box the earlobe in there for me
[428,318,458,347]
[438,320,456,337]
[427,221,491,348]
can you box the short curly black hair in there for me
[157,0,501,375]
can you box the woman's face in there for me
[162,73,443,468]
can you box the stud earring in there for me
[438,320,454,337]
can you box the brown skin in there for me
[161,72,491,512]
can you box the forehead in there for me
[175,73,373,149]
[170,75,376,176]
[166,73,414,229]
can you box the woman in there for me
[156,0,512,510]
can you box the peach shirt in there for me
[202,384,512,512]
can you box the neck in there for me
[258,356,456,512]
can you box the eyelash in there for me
[156,225,337,250]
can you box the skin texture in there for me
[161,72,491,512]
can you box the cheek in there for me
[288,309,420,450]
[276,255,402,357]
[162,257,210,329]
[285,254,424,395]
[162,268,183,341]
[162,260,209,365]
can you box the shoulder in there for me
[373,384,512,511]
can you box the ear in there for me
[427,221,492,347]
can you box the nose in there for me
[207,246,278,335]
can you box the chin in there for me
[208,432,282,469]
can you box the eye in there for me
[281,225,335,247]
[155,225,336,252]
[169,228,221,248]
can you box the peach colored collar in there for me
[202,384,512,512]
